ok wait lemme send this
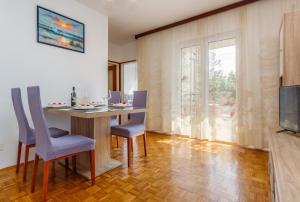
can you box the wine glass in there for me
[102,90,112,106]
[108,90,112,100]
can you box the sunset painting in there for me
[37,6,85,53]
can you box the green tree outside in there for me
[209,52,236,105]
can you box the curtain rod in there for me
[135,0,261,39]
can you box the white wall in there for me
[120,41,137,62]
[108,43,123,62]
[0,0,108,168]
[108,41,136,62]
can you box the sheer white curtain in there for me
[138,0,300,149]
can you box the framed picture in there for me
[37,6,85,53]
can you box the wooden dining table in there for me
[44,106,147,178]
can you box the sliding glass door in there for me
[208,38,237,142]
[180,37,237,142]
[180,45,201,136]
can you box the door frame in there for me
[108,64,117,91]
[108,61,121,91]
[108,60,137,95]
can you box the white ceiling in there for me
[76,0,241,45]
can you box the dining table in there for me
[44,106,147,178]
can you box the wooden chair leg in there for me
[131,138,134,162]
[72,156,77,173]
[16,141,22,173]
[42,161,51,202]
[131,138,134,154]
[65,158,69,175]
[116,136,119,148]
[127,138,132,167]
[110,135,113,150]
[23,145,30,182]
[143,133,147,157]
[89,151,95,185]
[51,161,56,179]
[31,154,39,193]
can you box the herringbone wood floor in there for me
[0,133,270,202]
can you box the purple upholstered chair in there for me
[111,91,147,167]
[108,91,121,147]
[11,88,69,182]
[27,86,95,201]
[109,91,121,126]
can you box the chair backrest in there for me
[11,88,34,145]
[27,86,53,159]
[108,91,121,105]
[130,91,147,124]
[109,91,121,120]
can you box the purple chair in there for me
[27,86,95,201]
[111,91,147,167]
[108,91,121,147]
[11,88,69,182]
[109,91,121,126]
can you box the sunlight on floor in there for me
[155,135,240,154]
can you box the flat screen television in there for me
[280,85,300,133]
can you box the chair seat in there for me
[49,135,95,160]
[111,123,145,138]
[49,127,69,138]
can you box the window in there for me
[123,61,138,102]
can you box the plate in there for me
[73,104,95,110]
[89,101,106,107]
[47,102,67,108]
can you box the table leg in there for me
[71,116,122,178]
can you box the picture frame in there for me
[37,6,85,53]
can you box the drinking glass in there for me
[102,91,112,106]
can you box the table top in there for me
[44,106,147,118]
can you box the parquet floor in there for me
[0,133,270,202]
